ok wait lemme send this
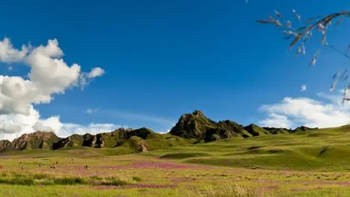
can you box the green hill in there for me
[169,110,277,142]
[0,110,333,164]
[148,125,350,171]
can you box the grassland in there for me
[2,126,350,196]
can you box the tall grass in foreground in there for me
[0,172,132,186]
[184,182,263,197]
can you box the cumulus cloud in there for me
[0,38,107,140]
[32,115,119,138]
[26,39,81,96]
[0,110,119,141]
[0,106,39,136]
[259,93,350,128]
[259,113,292,128]
[0,38,28,63]
[33,116,62,133]
[0,39,89,115]
[301,84,307,92]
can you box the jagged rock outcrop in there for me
[53,134,85,149]
[170,110,252,142]
[170,110,217,139]
[170,110,296,142]
[53,127,160,149]
[0,140,11,152]
[11,131,61,151]
[0,128,180,153]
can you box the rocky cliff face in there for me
[170,110,296,142]
[10,131,61,151]
[170,110,253,142]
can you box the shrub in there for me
[101,177,128,186]
[53,177,85,185]
[0,177,35,186]
[132,176,141,182]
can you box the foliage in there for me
[257,9,350,99]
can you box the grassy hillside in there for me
[2,110,350,172]
[1,126,350,196]
[5,124,350,171]
[145,125,350,171]
[3,110,350,172]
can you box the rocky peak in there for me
[192,110,205,116]
[170,111,254,141]
[170,110,216,139]
[11,131,61,150]
[294,126,316,132]
[20,131,58,140]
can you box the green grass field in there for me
[2,126,350,196]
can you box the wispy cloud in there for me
[301,84,307,92]
[86,108,98,114]
[103,109,175,127]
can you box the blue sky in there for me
[1,0,350,137]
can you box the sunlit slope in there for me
[3,124,350,171]
[146,125,350,171]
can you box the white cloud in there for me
[87,67,105,78]
[0,38,107,140]
[57,122,119,137]
[0,39,86,115]
[26,39,81,96]
[33,116,62,133]
[259,93,350,128]
[0,111,120,140]
[259,113,292,128]
[0,106,39,135]
[301,84,307,92]
[78,67,105,89]
[0,38,28,63]
[32,115,120,138]
[0,107,40,140]
[104,109,175,126]
[86,108,98,114]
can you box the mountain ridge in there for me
[0,110,317,153]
